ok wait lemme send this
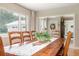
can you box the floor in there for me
[68,48,79,56]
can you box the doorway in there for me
[47,17,60,38]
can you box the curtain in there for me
[36,17,47,32]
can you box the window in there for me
[37,17,47,32]
[0,9,29,34]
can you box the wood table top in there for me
[32,38,64,56]
[5,38,64,56]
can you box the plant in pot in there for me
[34,31,51,45]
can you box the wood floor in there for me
[68,48,79,56]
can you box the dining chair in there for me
[56,31,72,56]
[22,31,32,42]
[0,37,5,56]
[8,32,22,47]
[31,31,36,40]
[63,31,72,56]
[0,36,16,56]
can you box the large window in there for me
[0,9,29,34]
[37,17,47,32]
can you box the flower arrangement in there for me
[35,31,51,42]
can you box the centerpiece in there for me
[33,31,51,46]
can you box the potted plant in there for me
[35,31,51,44]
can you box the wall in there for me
[0,3,36,46]
[30,11,36,31]
[47,17,60,37]
[37,4,79,48]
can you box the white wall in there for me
[37,4,79,48]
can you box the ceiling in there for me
[18,3,77,11]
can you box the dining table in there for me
[32,38,64,56]
[5,38,64,56]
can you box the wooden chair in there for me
[8,32,22,47]
[22,31,32,42]
[63,31,72,56]
[0,36,16,56]
[31,31,36,40]
[56,31,72,56]
[0,37,5,56]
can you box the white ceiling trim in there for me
[18,3,77,11]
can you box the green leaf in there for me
[35,31,52,42]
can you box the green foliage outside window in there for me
[0,9,18,33]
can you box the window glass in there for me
[0,9,19,33]
[0,9,29,34]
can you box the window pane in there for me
[20,16,28,31]
[0,9,29,34]
[0,9,19,33]
[38,18,47,32]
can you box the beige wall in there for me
[0,3,30,15]
[37,4,79,48]
[30,11,36,31]
[0,3,36,46]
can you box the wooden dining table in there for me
[32,38,64,56]
[5,38,64,56]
